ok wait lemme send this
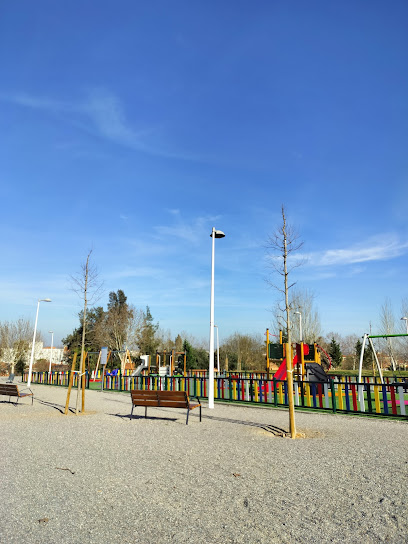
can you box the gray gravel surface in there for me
[1,382,407,544]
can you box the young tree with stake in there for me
[266,205,304,439]
[67,250,104,415]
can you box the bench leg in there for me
[130,405,134,420]
[186,408,189,425]
[199,405,202,422]
[145,406,147,418]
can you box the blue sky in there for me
[1,1,407,347]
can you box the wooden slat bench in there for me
[130,389,201,425]
[0,383,34,404]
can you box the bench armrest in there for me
[19,387,33,395]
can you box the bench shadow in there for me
[35,398,68,414]
[110,410,287,435]
[0,399,21,407]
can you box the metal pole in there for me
[48,331,54,375]
[358,333,368,383]
[266,328,270,379]
[209,228,216,409]
[295,311,302,343]
[367,337,384,384]
[27,300,41,388]
[208,227,225,408]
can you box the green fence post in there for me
[273,378,277,407]
[366,382,372,414]
[330,379,336,413]
[300,380,305,407]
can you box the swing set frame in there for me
[358,333,408,384]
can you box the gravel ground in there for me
[1,381,407,544]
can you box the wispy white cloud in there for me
[81,89,149,147]
[154,224,198,243]
[305,234,408,268]
[106,267,163,279]
[153,212,221,244]
[1,89,199,160]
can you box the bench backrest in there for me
[157,390,189,408]
[130,389,189,408]
[0,383,20,397]
[131,390,159,405]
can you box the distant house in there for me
[36,342,65,365]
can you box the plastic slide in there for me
[274,343,310,381]
[131,360,148,377]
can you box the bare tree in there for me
[271,288,321,343]
[220,332,265,371]
[400,298,408,362]
[0,318,38,373]
[379,298,398,371]
[69,250,104,414]
[266,205,303,439]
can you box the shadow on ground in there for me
[110,410,289,435]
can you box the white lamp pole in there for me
[27,298,52,387]
[209,227,225,409]
[401,317,408,334]
[214,325,220,372]
[295,311,303,343]
[48,330,54,375]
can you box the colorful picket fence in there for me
[23,372,408,418]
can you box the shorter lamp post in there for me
[401,316,408,334]
[48,331,54,376]
[27,298,52,388]
[294,311,303,343]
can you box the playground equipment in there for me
[91,348,133,379]
[358,332,408,385]
[266,329,330,382]
[304,362,329,382]
[131,355,149,376]
[154,350,187,377]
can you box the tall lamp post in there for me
[214,325,220,372]
[294,311,303,343]
[401,316,408,334]
[209,227,225,409]
[48,330,54,375]
[27,298,52,387]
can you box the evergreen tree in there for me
[62,306,104,360]
[183,339,196,370]
[15,357,26,376]
[175,334,183,352]
[355,339,372,369]
[139,306,159,354]
[329,337,343,368]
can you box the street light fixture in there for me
[401,317,408,334]
[48,330,54,375]
[294,311,303,343]
[27,298,52,387]
[209,228,225,409]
